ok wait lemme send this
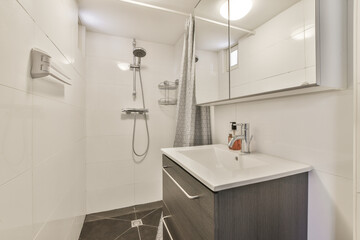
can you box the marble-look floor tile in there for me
[116,227,140,240]
[79,219,131,240]
[142,208,163,227]
[79,201,163,240]
[139,226,158,240]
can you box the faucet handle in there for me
[230,122,237,130]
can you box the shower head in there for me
[133,47,147,58]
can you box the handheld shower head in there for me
[133,47,147,58]
[133,47,146,66]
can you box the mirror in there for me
[194,0,230,104]
[195,0,316,104]
[230,0,316,98]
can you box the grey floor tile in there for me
[139,226,158,240]
[113,212,137,221]
[79,219,131,240]
[116,227,141,240]
[142,208,163,227]
[79,202,164,240]
[135,209,155,219]
[84,214,104,223]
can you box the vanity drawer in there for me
[162,155,215,240]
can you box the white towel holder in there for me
[30,48,72,85]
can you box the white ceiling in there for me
[79,0,301,47]
[78,0,198,45]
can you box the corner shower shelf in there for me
[158,79,179,105]
[158,80,179,90]
[158,98,177,105]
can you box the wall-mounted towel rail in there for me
[30,48,72,85]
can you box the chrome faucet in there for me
[228,123,253,153]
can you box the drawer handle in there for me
[162,216,174,240]
[162,167,200,199]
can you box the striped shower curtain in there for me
[173,16,212,147]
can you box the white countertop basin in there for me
[161,144,312,192]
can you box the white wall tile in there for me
[87,161,134,191]
[0,86,32,186]
[86,109,133,137]
[33,95,84,164]
[134,180,162,206]
[66,215,86,240]
[308,170,352,240]
[86,136,132,163]
[213,104,237,144]
[0,171,32,240]
[0,0,34,92]
[357,83,360,192]
[86,184,135,214]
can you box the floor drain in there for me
[131,219,143,228]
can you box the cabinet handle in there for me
[162,216,174,240]
[162,167,200,199]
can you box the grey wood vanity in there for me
[161,145,311,240]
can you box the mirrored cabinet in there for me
[194,0,230,104]
[194,0,347,105]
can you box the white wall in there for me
[213,88,353,239]
[0,0,86,240]
[85,32,177,213]
[355,0,360,238]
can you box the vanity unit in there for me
[161,145,312,240]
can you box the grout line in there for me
[133,206,137,219]
[135,207,159,220]
[137,226,142,240]
[0,169,32,189]
[0,80,87,111]
[33,137,87,168]
[307,168,353,181]
[16,1,84,79]
[16,0,36,22]
[113,227,132,240]
[142,224,159,228]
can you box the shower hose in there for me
[132,69,150,162]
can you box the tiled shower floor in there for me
[79,201,163,240]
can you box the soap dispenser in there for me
[228,122,241,150]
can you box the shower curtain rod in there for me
[118,0,256,35]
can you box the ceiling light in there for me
[220,0,253,21]
[117,62,130,71]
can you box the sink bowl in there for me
[177,146,267,170]
[161,144,312,191]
